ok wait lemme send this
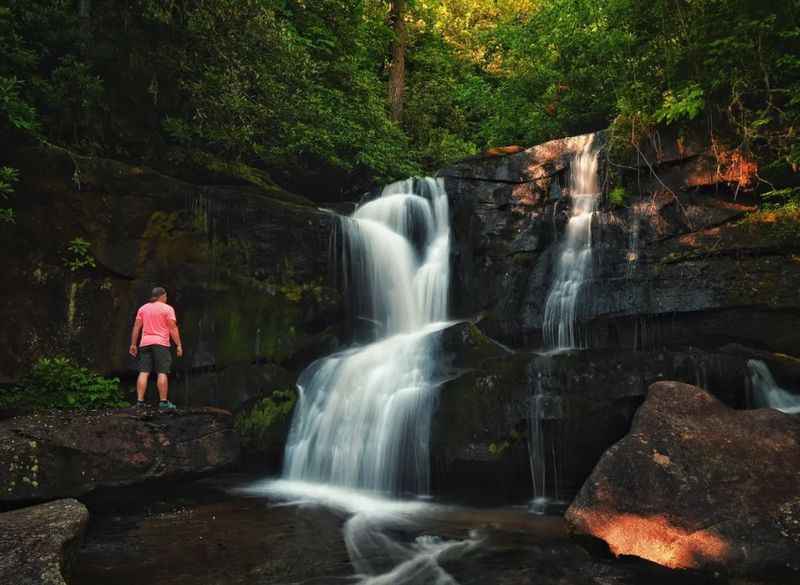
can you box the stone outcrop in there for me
[0,498,89,585]
[441,129,800,353]
[432,321,532,501]
[431,337,755,500]
[0,142,341,414]
[0,408,239,502]
[565,381,800,574]
[431,126,800,499]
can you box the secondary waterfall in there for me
[748,359,800,414]
[542,139,600,350]
[530,139,600,512]
[283,177,451,495]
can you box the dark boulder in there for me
[0,408,239,502]
[566,381,800,574]
[432,322,531,502]
[0,498,89,585]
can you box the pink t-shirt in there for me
[136,302,177,347]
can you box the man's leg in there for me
[136,372,150,401]
[156,373,169,401]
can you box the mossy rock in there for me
[189,152,314,207]
[234,388,297,458]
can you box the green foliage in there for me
[739,206,800,243]
[655,84,705,125]
[235,389,297,450]
[64,237,96,272]
[0,357,124,410]
[608,185,629,207]
[0,166,18,223]
[1,0,799,202]
[762,187,800,209]
[0,75,38,132]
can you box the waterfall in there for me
[283,177,451,495]
[747,359,800,414]
[527,360,565,515]
[542,139,600,350]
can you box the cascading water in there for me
[255,178,478,584]
[283,177,451,495]
[531,138,600,513]
[747,359,800,414]
[542,138,600,350]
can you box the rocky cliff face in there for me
[1,143,342,415]
[442,130,799,352]
[432,129,800,500]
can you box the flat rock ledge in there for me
[0,498,89,585]
[0,407,240,502]
[565,381,800,575]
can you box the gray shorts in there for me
[138,345,172,374]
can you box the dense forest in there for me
[2,0,799,203]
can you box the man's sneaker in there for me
[158,400,177,411]
[135,401,147,409]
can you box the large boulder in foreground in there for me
[0,498,89,585]
[566,381,800,574]
[0,408,239,502]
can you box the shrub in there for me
[64,237,96,272]
[0,357,125,410]
[608,185,629,207]
[234,389,297,451]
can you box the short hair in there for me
[150,286,167,301]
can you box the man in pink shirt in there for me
[128,286,183,410]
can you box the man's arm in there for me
[169,319,183,358]
[129,318,143,357]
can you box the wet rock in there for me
[442,132,598,184]
[566,381,800,574]
[0,408,239,502]
[431,322,531,501]
[431,343,751,501]
[443,129,800,355]
[0,498,89,585]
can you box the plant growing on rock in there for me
[234,389,297,452]
[0,166,17,223]
[0,356,125,410]
[64,237,95,272]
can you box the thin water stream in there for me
[747,359,800,414]
[530,140,600,514]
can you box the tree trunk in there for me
[387,0,406,124]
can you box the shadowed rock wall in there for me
[432,128,800,501]
[1,143,342,414]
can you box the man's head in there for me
[150,286,167,303]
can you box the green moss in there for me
[488,440,511,456]
[191,153,313,207]
[511,252,535,267]
[738,207,800,244]
[608,185,629,207]
[466,322,493,350]
[139,210,208,272]
[235,389,297,450]
[659,250,704,265]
